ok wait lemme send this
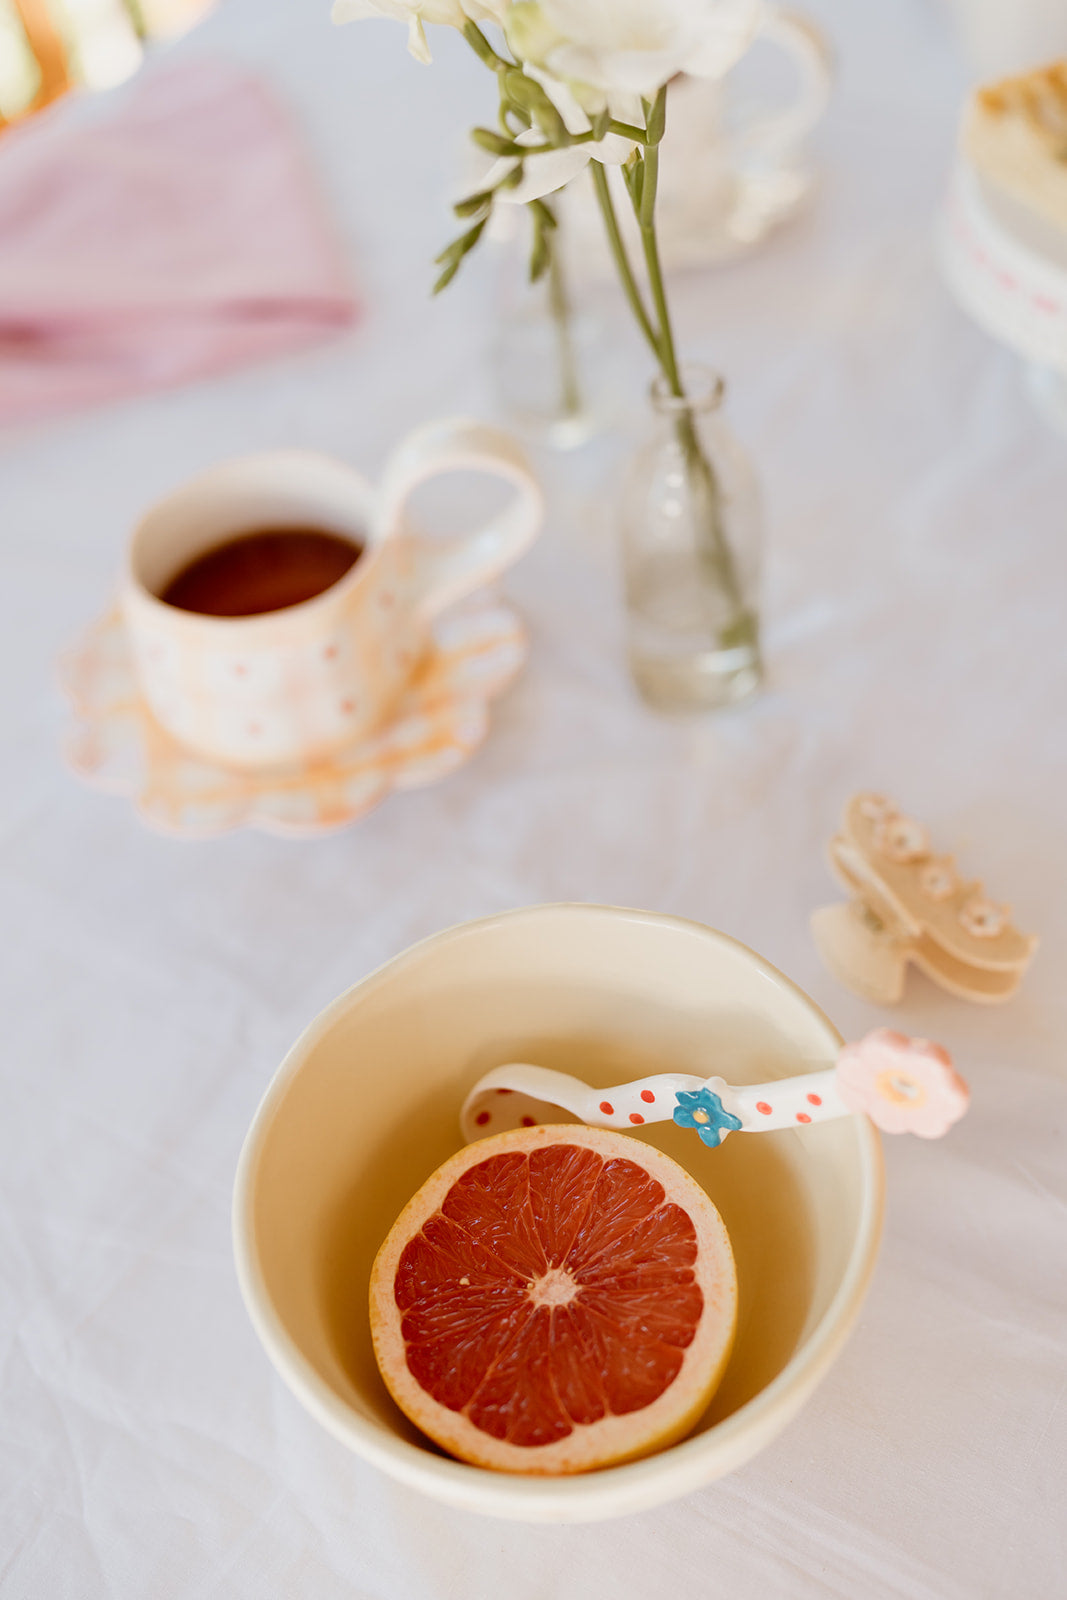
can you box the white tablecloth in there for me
[2,1,1065,1594]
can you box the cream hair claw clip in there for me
[811,793,1037,1006]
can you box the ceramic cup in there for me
[121,420,543,770]
[233,905,884,1523]
[657,5,834,260]
[561,3,833,274]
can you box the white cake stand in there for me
[940,160,1067,435]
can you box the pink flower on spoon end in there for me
[835,1028,969,1138]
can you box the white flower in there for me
[506,0,761,99]
[477,133,589,205]
[332,0,506,64]
[476,67,635,203]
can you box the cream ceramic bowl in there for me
[233,905,883,1522]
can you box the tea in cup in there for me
[158,526,366,618]
[121,420,542,770]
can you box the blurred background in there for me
[2,4,1067,1594]
[0,0,215,120]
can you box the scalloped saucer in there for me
[59,597,526,838]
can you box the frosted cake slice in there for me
[962,59,1067,230]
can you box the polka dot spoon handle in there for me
[460,1029,969,1149]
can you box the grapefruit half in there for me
[369,1124,738,1475]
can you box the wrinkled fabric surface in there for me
[1,0,1065,1596]
[0,58,356,423]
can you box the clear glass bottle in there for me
[622,365,763,712]
[489,213,620,451]
[491,291,612,451]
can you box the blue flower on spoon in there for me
[673,1086,743,1149]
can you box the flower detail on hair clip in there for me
[919,857,958,902]
[835,1029,969,1138]
[858,792,898,822]
[958,897,1008,939]
[873,814,930,864]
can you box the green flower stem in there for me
[462,19,509,70]
[450,34,760,662]
[633,142,680,393]
[546,223,582,420]
[589,160,660,360]
[503,120,654,149]
[462,25,650,145]
[631,143,754,645]
[591,149,749,643]
[602,119,653,143]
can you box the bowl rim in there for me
[233,903,884,1522]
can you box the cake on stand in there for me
[941,83,1067,436]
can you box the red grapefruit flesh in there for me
[369,1124,737,1475]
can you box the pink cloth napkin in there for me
[0,59,358,425]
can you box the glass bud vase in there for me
[491,292,613,451]
[622,365,763,712]
[489,213,619,451]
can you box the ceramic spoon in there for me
[460,1028,969,1150]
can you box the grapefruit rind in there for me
[369,1123,738,1475]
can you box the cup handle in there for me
[376,418,543,620]
[734,6,834,159]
